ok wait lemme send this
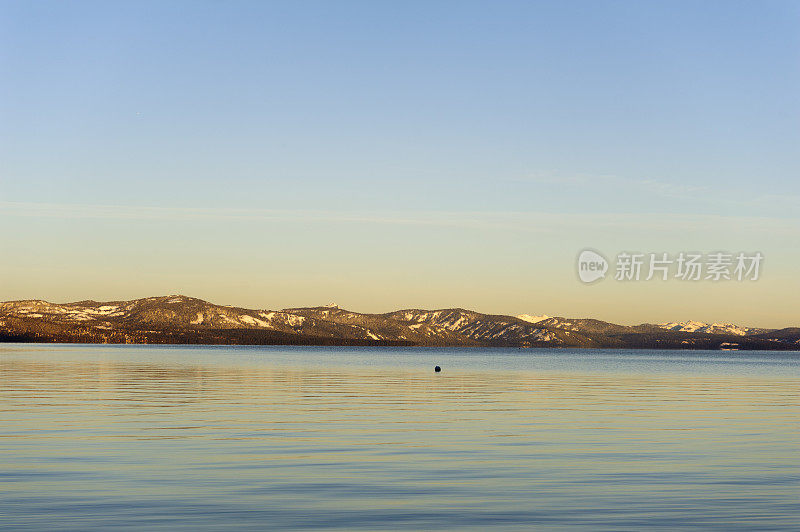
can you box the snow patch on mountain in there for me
[239,315,269,327]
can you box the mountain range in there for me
[1,295,798,350]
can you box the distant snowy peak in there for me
[517,314,550,324]
[657,321,762,336]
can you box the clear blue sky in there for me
[1,1,799,326]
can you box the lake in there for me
[1,344,799,530]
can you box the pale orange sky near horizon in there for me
[1,203,798,328]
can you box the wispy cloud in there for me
[516,172,710,198]
[0,201,538,231]
[1,201,798,236]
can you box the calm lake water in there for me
[1,344,799,530]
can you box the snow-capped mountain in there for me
[381,308,565,345]
[0,296,412,345]
[656,321,768,336]
[0,295,796,350]
[0,295,308,332]
[517,314,550,324]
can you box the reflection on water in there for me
[1,345,799,530]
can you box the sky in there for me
[1,1,799,327]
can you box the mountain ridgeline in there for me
[0,295,797,350]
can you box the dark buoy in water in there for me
[434,366,441,373]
